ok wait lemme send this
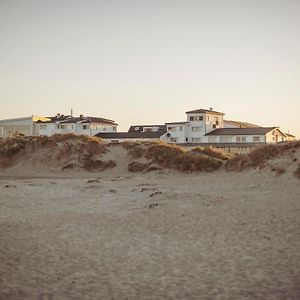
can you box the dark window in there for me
[186,138,189,142]
[216,121,219,125]
[190,116,194,121]
[199,116,203,121]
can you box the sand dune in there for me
[0,136,300,299]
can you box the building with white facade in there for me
[161,108,287,145]
[36,114,118,136]
[0,114,118,138]
[0,116,49,138]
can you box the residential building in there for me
[96,125,166,142]
[0,116,49,138]
[0,114,118,138]
[161,108,287,144]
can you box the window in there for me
[179,126,183,131]
[207,116,210,121]
[216,121,219,125]
[83,125,89,130]
[192,138,201,142]
[113,126,117,132]
[170,138,177,143]
[55,124,60,129]
[236,136,246,142]
[208,137,217,143]
[167,127,176,132]
[190,116,194,121]
[186,138,189,142]
[40,125,47,130]
[192,127,201,132]
[220,137,233,143]
[253,136,260,142]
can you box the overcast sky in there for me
[0,0,299,136]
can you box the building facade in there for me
[161,108,287,144]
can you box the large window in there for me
[253,136,260,142]
[192,127,202,132]
[208,137,217,143]
[83,125,90,130]
[220,136,233,143]
[39,125,47,130]
[192,138,201,142]
[236,136,246,142]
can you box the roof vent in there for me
[57,113,61,118]
[209,107,213,111]
[80,114,84,120]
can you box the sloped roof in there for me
[128,125,166,133]
[165,122,188,125]
[224,120,261,128]
[36,115,117,126]
[205,127,277,136]
[185,109,224,115]
[96,131,165,139]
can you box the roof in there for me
[185,109,224,115]
[165,122,188,125]
[205,127,278,136]
[96,131,165,139]
[285,133,296,138]
[36,115,117,126]
[128,125,166,133]
[224,120,261,128]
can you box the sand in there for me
[0,169,300,300]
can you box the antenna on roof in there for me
[71,109,73,117]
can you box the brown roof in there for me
[185,109,224,115]
[205,127,277,136]
[96,132,165,139]
[36,115,117,126]
[224,120,261,128]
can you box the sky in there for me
[0,0,299,136]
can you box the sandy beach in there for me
[1,169,299,300]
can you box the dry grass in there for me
[128,162,151,172]
[226,141,300,171]
[191,146,233,161]
[144,142,222,172]
[82,159,116,171]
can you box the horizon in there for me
[1,0,299,137]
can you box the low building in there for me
[0,116,49,138]
[0,114,118,138]
[36,114,118,136]
[96,124,166,143]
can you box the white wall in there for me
[38,123,117,137]
[0,117,34,137]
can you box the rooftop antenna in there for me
[71,109,73,117]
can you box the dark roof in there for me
[36,115,117,125]
[186,109,224,115]
[205,127,277,136]
[224,120,261,128]
[128,125,166,133]
[165,122,187,125]
[96,131,165,139]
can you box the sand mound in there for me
[0,136,227,174]
[1,136,299,178]
[225,141,300,178]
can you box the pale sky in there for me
[0,0,299,136]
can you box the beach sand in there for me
[0,170,299,300]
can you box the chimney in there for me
[209,107,213,111]
[71,109,73,117]
[80,114,84,120]
[57,113,61,118]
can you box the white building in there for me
[36,114,118,136]
[0,116,49,138]
[162,108,287,144]
[0,114,118,138]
